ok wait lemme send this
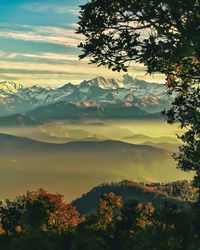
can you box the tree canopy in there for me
[0,188,84,235]
[78,0,199,74]
[77,0,200,190]
[1,188,200,249]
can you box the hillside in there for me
[72,180,197,215]
[121,134,180,152]
[0,133,192,202]
[0,133,170,153]
[0,114,42,127]
[0,101,162,126]
[26,101,150,121]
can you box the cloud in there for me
[0,25,84,47]
[7,52,79,61]
[23,3,79,15]
[62,23,79,29]
[30,25,83,40]
[0,60,97,74]
[0,59,123,86]
[0,57,164,85]
[0,21,164,86]
[0,50,5,57]
[0,31,80,47]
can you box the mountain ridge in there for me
[0,132,169,154]
[0,75,172,117]
[0,133,192,202]
[72,180,195,215]
[0,100,163,126]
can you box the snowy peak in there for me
[29,85,43,91]
[59,82,77,91]
[81,76,119,89]
[79,74,163,91]
[0,81,23,93]
[122,74,136,84]
[0,76,170,117]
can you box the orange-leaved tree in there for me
[0,188,85,234]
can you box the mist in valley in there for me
[0,120,192,202]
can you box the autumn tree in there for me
[93,192,122,230]
[77,0,200,189]
[25,188,85,233]
[0,189,84,235]
[72,192,122,250]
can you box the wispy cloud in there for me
[61,23,79,29]
[0,60,146,78]
[0,25,84,47]
[0,50,6,57]
[23,3,80,15]
[0,59,123,86]
[7,52,79,61]
[0,58,164,86]
[0,60,95,74]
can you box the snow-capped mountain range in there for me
[0,74,172,118]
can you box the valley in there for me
[0,76,192,203]
[0,119,192,203]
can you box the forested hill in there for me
[72,180,197,215]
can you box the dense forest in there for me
[0,181,200,250]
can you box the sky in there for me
[0,0,165,87]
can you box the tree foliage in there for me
[1,189,200,249]
[77,0,200,187]
[0,188,84,235]
[78,0,199,74]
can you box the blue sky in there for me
[0,0,164,87]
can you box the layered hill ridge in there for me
[0,101,163,127]
[0,133,192,202]
[0,132,169,154]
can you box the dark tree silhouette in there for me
[77,0,200,189]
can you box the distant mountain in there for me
[121,134,180,152]
[26,101,151,121]
[0,100,162,126]
[0,133,170,154]
[80,76,119,89]
[0,133,190,179]
[0,81,23,93]
[122,134,179,144]
[0,114,42,127]
[0,133,192,202]
[72,180,195,215]
[142,142,179,153]
[0,75,173,117]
